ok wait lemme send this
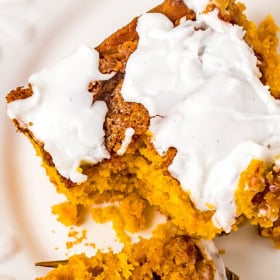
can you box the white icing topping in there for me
[183,0,209,13]
[7,46,113,183]
[117,127,135,156]
[201,240,227,280]
[121,11,280,232]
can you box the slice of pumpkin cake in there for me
[5,0,280,278]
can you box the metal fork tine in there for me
[226,267,240,280]
[35,260,68,268]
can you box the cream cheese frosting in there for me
[121,11,280,232]
[201,240,227,280]
[117,128,135,156]
[183,0,209,13]
[7,46,113,183]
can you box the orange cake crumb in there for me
[52,202,81,227]
[66,228,87,250]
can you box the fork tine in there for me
[35,260,68,268]
[226,267,240,280]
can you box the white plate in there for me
[0,0,280,279]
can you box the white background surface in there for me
[0,0,280,279]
